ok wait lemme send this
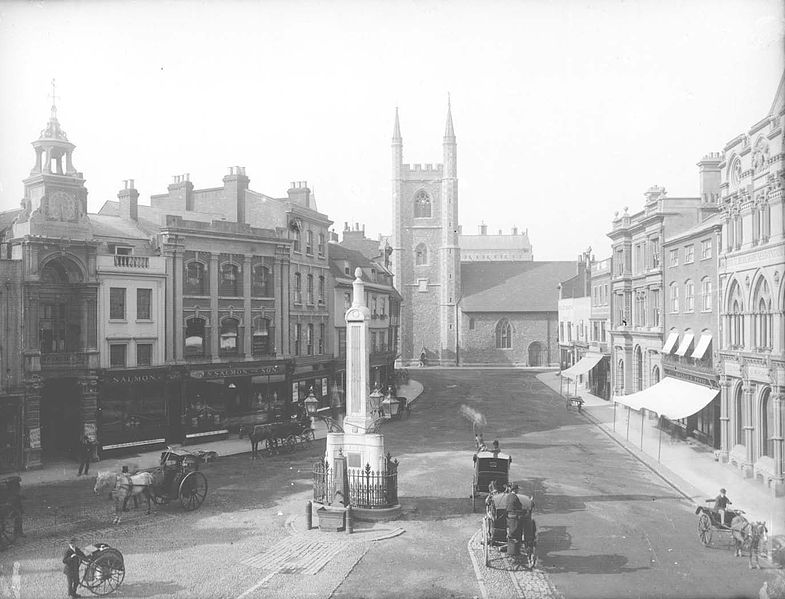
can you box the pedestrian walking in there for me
[62,538,84,597]
[77,435,93,477]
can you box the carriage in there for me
[695,502,746,546]
[470,450,511,512]
[242,418,315,458]
[481,488,537,570]
[0,476,22,550]
[151,448,208,511]
[78,543,125,596]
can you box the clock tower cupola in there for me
[13,80,91,240]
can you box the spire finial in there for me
[444,93,455,140]
[393,106,402,141]
[49,78,60,111]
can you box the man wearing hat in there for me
[62,538,85,597]
[712,488,732,527]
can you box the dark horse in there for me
[240,424,277,459]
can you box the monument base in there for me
[351,504,402,523]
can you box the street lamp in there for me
[381,386,400,419]
[369,386,384,419]
[305,387,343,433]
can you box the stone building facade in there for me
[717,74,785,494]
[459,223,533,262]
[588,256,612,399]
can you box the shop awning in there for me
[692,334,712,360]
[560,353,604,379]
[662,331,679,354]
[614,377,719,420]
[674,331,695,357]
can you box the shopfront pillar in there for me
[273,255,283,357]
[243,255,252,360]
[79,374,99,447]
[280,258,290,357]
[210,253,219,359]
[742,383,755,477]
[173,248,184,362]
[23,374,42,469]
[719,375,731,463]
[772,387,785,495]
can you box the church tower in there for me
[391,101,460,366]
[13,81,91,240]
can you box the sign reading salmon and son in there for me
[190,364,283,379]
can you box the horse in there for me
[240,424,280,459]
[731,515,768,569]
[94,471,155,524]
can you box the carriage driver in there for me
[712,488,732,526]
[62,538,85,598]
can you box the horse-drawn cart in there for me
[78,543,125,596]
[243,419,315,459]
[482,489,537,570]
[152,448,208,511]
[0,476,22,550]
[471,450,511,512]
[695,502,747,547]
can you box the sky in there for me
[0,0,783,261]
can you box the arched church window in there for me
[415,243,428,266]
[495,319,512,349]
[414,190,432,218]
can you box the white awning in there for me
[662,331,679,354]
[560,353,604,379]
[614,377,719,420]
[675,331,695,357]
[692,334,712,360]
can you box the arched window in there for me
[185,317,206,356]
[528,341,543,366]
[669,282,679,313]
[219,318,239,353]
[415,243,428,266]
[634,346,643,392]
[495,319,512,349]
[728,281,744,349]
[761,387,773,457]
[701,277,712,311]
[734,384,744,446]
[220,263,241,296]
[252,264,272,297]
[413,190,431,218]
[252,316,271,355]
[753,278,772,350]
[651,365,660,384]
[616,358,625,393]
[685,280,694,312]
[185,261,208,295]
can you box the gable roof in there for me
[461,261,576,313]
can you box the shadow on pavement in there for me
[118,580,185,597]
[397,496,476,520]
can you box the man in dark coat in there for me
[77,435,93,477]
[62,538,85,597]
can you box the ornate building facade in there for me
[717,75,785,495]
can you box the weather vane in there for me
[49,78,60,108]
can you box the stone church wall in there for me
[459,311,556,366]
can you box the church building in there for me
[391,103,575,367]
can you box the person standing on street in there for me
[77,435,93,477]
[62,538,85,597]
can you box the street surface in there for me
[0,369,774,598]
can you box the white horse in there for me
[94,471,155,524]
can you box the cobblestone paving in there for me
[468,529,563,599]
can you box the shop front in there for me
[291,365,331,414]
[186,361,292,438]
[0,395,23,474]
[98,368,171,454]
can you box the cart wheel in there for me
[0,509,19,548]
[179,471,208,511]
[285,434,297,453]
[482,515,490,567]
[697,513,712,546]
[85,550,124,596]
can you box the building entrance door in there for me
[40,378,81,458]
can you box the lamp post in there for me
[369,386,384,420]
[381,386,400,419]
[305,387,343,433]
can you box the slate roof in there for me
[0,209,20,233]
[461,261,577,312]
[328,243,401,299]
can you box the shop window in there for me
[252,264,272,297]
[136,343,153,366]
[220,318,239,354]
[252,317,271,355]
[110,288,126,320]
[220,263,241,297]
[185,317,206,356]
[137,288,152,320]
[185,261,208,295]
[307,324,314,355]
[110,344,127,368]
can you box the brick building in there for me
[588,256,612,399]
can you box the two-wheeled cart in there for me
[79,543,125,596]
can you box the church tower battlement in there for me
[391,100,460,366]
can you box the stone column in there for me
[243,255,252,360]
[173,249,184,362]
[280,256,290,357]
[343,268,372,433]
[210,253,219,360]
[273,256,283,356]
[23,374,42,469]
[742,383,755,477]
[719,375,731,463]
[165,250,175,362]
[772,387,784,496]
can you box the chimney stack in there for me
[223,166,250,224]
[479,222,487,235]
[697,153,722,204]
[287,181,311,208]
[512,226,518,235]
[118,179,139,221]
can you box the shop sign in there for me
[292,382,298,402]
[106,372,166,385]
[321,378,328,396]
[191,364,283,379]
[29,427,40,449]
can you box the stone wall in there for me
[459,311,556,366]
